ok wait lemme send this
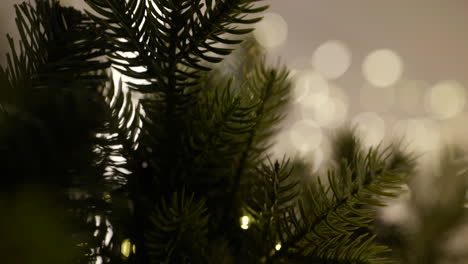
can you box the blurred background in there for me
[1,0,468,262]
[259,0,468,175]
[2,0,468,173]
[12,0,468,171]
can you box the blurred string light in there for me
[292,70,349,128]
[121,238,132,258]
[253,12,288,49]
[392,118,441,153]
[425,80,466,120]
[300,96,348,128]
[351,112,385,148]
[240,215,250,230]
[289,119,323,154]
[272,131,327,174]
[275,243,282,251]
[380,200,413,225]
[102,192,112,203]
[363,49,403,88]
[293,70,329,105]
[312,40,351,80]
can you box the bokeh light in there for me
[121,238,132,258]
[363,49,403,88]
[312,40,351,80]
[293,70,329,105]
[351,112,386,148]
[392,118,441,153]
[380,201,412,225]
[253,12,288,49]
[300,96,348,128]
[289,120,323,153]
[275,243,282,251]
[240,215,250,230]
[425,80,466,120]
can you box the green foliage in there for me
[146,190,209,264]
[0,1,129,263]
[275,147,404,263]
[244,157,299,262]
[238,130,412,264]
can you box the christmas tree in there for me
[1,1,466,264]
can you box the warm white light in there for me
[275,243,282,251]
[380,201,411,225]
[289,120,323,153]
[363,49,403,88]
[95,256,103,264]
[392,118,440,152]
[312,40,351,80]
[327,84,349,128]
[254,12,288,49]
[121,238,132,258]
[300,97,347,128]
[351,112,385,148]
[300,97,333,127]
[293,70,329,105]
[102,192,112,203]
[240,216,250,230]
[425,80,466,119]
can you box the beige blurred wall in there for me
[267,0,468,95]
[2,0,467,84]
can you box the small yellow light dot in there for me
[121,238,132,258]
[240,216,250,230]
[275,243,282,251]
[102,192,112,203]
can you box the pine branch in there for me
[234,61,291,190]
[84,0,266,109]
[274,144,409,264]
[0,2,128,263]
[244,156,300,262]
[183,79,255,193]
[145,189,210,264]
